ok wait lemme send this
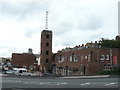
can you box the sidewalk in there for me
[59,75,110,79]
[0,73,8,77]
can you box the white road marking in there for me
[57,84,60,85]
[39,82,67,85]
[24,82,28,84]
[40,82,50,85]
[60,82,68,85]
[105,83,116,86]
[81,83,91,86]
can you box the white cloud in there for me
[0,0,119,57]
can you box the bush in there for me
[98,69,120,75]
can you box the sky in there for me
[0,0,119,58]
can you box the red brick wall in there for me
[40,30,53,72]
[12,53,36,69]
[52,48,119,75]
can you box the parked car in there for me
[13,68,31,76]
[5,70,14,75]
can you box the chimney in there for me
[82,44,84,47]
[28,48,33,54]
[95,41,97,43]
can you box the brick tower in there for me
[40,30,52,72]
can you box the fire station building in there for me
[40,30,120,76]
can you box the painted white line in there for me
[105,83,116,86]
[24,82,28,84]
[54,82,67,85]
[81,83,91,86]
[40,82,51,85]
[60,82,68,85]
[57,84,60,85]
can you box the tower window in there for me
[45,59,49,64]
[46,42,49,47]
[46,34,49,38]
[46,50,49,55]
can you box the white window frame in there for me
[100,55,105,60]
[85,56,87,59]
[61,56,64,62]
[69,56,72,61]
[74,55,78,62]
[106,55,109,60]
[81,55,83,61]
[88,54,91,61]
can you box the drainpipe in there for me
[110,49,112,65]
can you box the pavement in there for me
[0,72,111,79]
[59,75,110,79]
[0,73,8,77]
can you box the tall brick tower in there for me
[40,11,52,72]
[40,30,52,72]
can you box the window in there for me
[58,55,64,63]
[46,43,49,47]
[74,55,78,62]
[106,55,109,60]
[46,50,49,55]
[100,55,105,60]
[88,54,91,61]
[66,56,69,61]
[45,59,49,64]
[81,55,83,61]
[55,57,58,61]
[85,56,87,59]
[61,56,64,62]
[46,34,49,38]
[59,55,62,61]
[69,56,72,61]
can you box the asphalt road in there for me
[1,75,119,89]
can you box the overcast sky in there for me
[0,0,119,58]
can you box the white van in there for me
[13,68,30,76]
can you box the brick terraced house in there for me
[40,30,120,76]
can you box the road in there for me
[1,75,119,89]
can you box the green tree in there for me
[98,38,120,48]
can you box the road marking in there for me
[60,82,68,85]
[40,82,50,85]
[54,82,68,85]
[39,82,67,85]
[24,82,28,84]
[57,84,60,85]
[81,83,91,86]
[105,83,116,86]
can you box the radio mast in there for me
[45,11,48,30]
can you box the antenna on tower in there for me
[45,11,48,30]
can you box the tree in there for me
[98,38,120,48]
